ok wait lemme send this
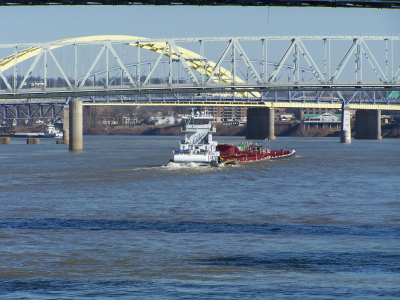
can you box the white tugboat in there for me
[171,109,220,166]
[44,123,63,138]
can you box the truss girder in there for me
[0,103,64,119]
[0,35,399,107]
[2,91,399,120]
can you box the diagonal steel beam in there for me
[53,106,63,118]
[18,48,44,90]
[298,40,326,83]
[335,91,346,104]
[79,45,106,88]
[170,42,199,85]
[268,39,296,83]
[330,39,357,82]
[362,91,374,104]
[205,40,233,85]
[6,106,17,118]
[392,63,400,82]
[234,41,262,83]
[142,43,168,86]
[0,68,12,90]
[362,48,383,82]
[42,105,53,118]
[362,40,386,82]
[17,106,28,118]
[108,43,137,87]
[48,48,73,89]
[108,69,120,86]
[30,105,40,117]
[347,92,359,104]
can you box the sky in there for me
[0,5,399,43]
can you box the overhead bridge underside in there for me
[1,0,399,7]
[0,0,400,8]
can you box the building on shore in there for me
[123,115,140,127]
[302,112,342,130]
[200,106,247,123]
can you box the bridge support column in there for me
[340,104,351,144]
[63,106,69,144]
[355,109,382,140]
[69,100,83,151]
[246,107,275,140]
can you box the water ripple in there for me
[196,251,400,273]
[0,218,399,238]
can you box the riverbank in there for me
[84,124,246,136]
[2,123,399,138]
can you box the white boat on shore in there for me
[12,123,63,138]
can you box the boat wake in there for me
[129,165,167,172]
[128,162,221,173]
[166,162,220,169]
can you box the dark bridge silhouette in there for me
[1,0,399,8]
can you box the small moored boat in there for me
[12,123,63,138]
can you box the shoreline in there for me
[1,123,399,138]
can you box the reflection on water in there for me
[0,136,399,299]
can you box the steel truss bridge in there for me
[1,35,400,120]
[1,0,399,8]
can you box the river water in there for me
[1,136,399,299]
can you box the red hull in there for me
[216,143,295,163]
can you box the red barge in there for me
[217,142,295,164]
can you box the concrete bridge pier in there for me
[246,107,275,140]
[355,109,382,140]
[340,104,351,144]
[69,100,83,151]
[63,106,69,144]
